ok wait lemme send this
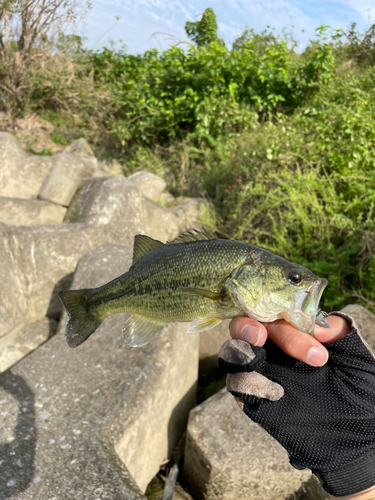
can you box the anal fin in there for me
[187,317,222,334]
[123,314,167,347]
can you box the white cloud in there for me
[329,0,375,23]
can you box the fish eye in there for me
[288,270,302,286]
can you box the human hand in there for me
[229,314,351,366]
[219,313,375,498]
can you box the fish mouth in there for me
[301,278,328,316]
[285,278,328,334]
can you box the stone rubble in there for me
[0,134,204,371]
[0,133,204,499]
[0,132,53,199]
[2,132,373,500]
[170,197,208,233]
[38,151,105,206]
[129,170,167,201]
[0,196,67,225]
[0,244,199,499]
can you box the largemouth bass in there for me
[59,228,329,348]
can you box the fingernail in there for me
[307,346,328,367]
[240,324,261,346]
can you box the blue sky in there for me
[81,0,375,54]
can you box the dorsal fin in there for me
[167,227,216,245]
[133,234,164,265]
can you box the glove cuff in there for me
[313,448,375,497]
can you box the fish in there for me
[58,228,329,349]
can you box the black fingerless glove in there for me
[218,314,375,497]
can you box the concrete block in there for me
[7,210,143,324]
[341,304,375,351]
[0,197,67,225]
[38,152,104,207]
[184,388,315,500]
[171,198,208,233]
[0,244,199,499]
[129,171,166,201]
[0,224,28,339]
[0,132,53,199]
[0,176,144,346]
[159,192,175,205]
[143,197,180,242]
[0,318,57,373]
[64,176,144,236]
[64,137,95,157]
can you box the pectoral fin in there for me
[187,317,222,334]
[179,287,226,303]
[123,314,167,347]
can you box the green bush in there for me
[139,67,375,311]
[89,34,334,150]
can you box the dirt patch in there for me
[0,112,64,155]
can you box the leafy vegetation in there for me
[89,35,334,150]
[185,8,225,48]
[0,4,374,311]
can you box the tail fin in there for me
[58,289,102,348]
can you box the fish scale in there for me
[59,228,328,348]
[91,239,249,321]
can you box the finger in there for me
[229,317,268,347]
[313,315,351,344]
[226,372,284,401]
[265,320,329,367]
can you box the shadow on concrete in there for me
[167,381,197,461]
[198,354,219,374]
[46,271,74,319]
[0,370,37,498]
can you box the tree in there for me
[185,8,224,48]
[0,0,90,112]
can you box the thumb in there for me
[218,339,266,373]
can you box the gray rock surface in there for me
[64,175,144,234]
[65,137,95,157]
[184,388,316,500]
[7,210,143,326]
[0,132,53,199]
[129,171,167,201]
[1,175,144,348]
[171,198,208,232]
[143,197,180,241]
[341,304,375,350]
[0,224,28,340]
[0,197,67,225]
[38,152,104,206]
[0,318,57,373]
[0,244,199,499]
[7,223,101,322]
[159,192,175,205]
